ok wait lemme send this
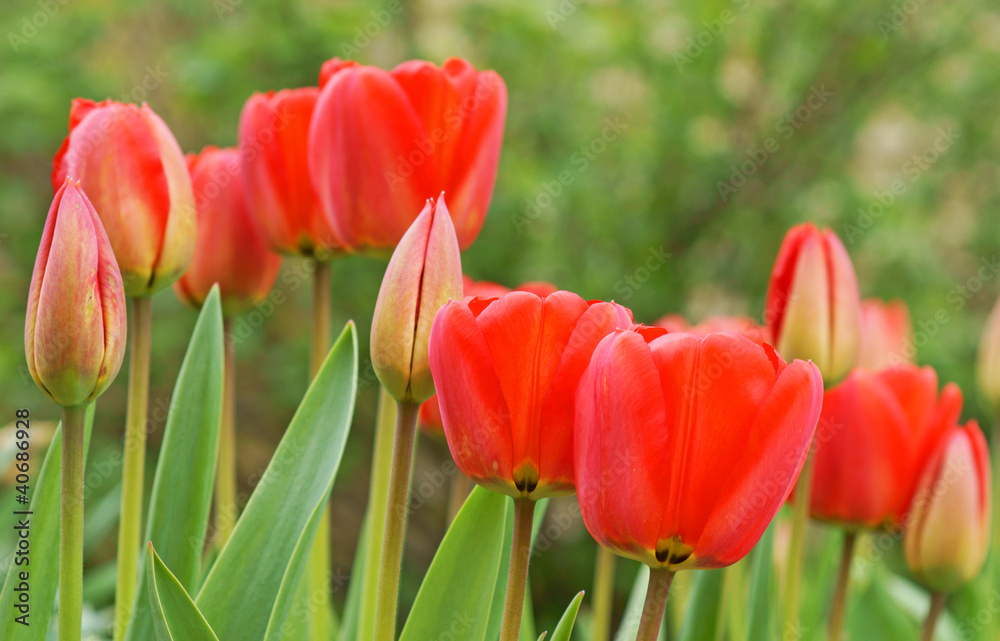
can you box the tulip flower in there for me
[239,88,341,255]
[858,298,913,371]
[309,57,507,251]
[175,147,282,317]
[371,194,463,641]
[574,328,822,640]
[905,421,992,594]
[371,195,463,404]
[809,365,957,528]
[429,289,633,640]
[765,223,862,383]
[904,420,992,641]
[419,277,557,436]
[26,179,127,408]
[52,98,196,297]
[26,179,127,641]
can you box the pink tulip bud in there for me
[858,298,914,370]
[26,180,127,407]
[371,194,462,403]
[765,223,862,383]
[904,422,992,593]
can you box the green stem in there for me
[373,400,420,641]
[307,259,333,641]
[499,499,537,641]
[59,404,87,641]
[359,388,397,641]
[635,567,675,641]
[920,592,946,641]
[591,545,617,641]
[827,530,857,641]
[214,319,237,548]
[783,442,816,637]
[114,295,152,641]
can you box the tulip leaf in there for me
[127,288,224,641]
[195,322,358,640]
[146,544,219,641]
[335,512,369,641]
[399,486,510,641]
[744,525,776,641]
[0,404,95,641]
[548,590,585,641]
[677,569,725,641]
[845,567,917,641]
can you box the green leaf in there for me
[845,567,917,641]
[146,544,219,641]
[744,525,775,641]
[678,570,725,641]
[195,322,358,640]
[127,288,225,641]
[0,404,94,641]
[399,486,510,641]
[548,590,584,641]
[335,512,369,641]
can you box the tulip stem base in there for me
[591,545,617,641]
[783,442,816,635]
[306,260,334,640]
[215,319,237,547]
[828,530,857,641]
[499,498,536,641]
[373,399,420,641]
[114,295,152,641]
[59,404,87,641]
[636,567,675,641]
[920,592,946,641]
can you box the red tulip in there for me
[239,88,341,255]
[420,277,558,435]
[26,180,127,407]
[174,147,282,316]
[428,291,633,498]
[52,99,196,297]
[766,224,861,382]
[574,329,823,569]
[905,420,991,593]
[858,298,913,371]
[309,57,507,251]
[809,365,956,528]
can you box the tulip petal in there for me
[429,301,514,494]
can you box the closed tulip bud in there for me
[858,298,913,370]
[26,180,127,407]
[976,295,1000,407]
[905,422,992,593]
[809,365,957,528]
[371,195,462,403]
[766,224,862,383]
[239,88,342,256]
[309,57,507,252]
[575,329,823,569]
[429,290,634,498]
[419,277,558,436]
[52,99,196,297]
[174,147,283,316]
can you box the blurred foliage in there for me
[1,0,1000,635]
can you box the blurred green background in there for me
[1,0,999,637]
